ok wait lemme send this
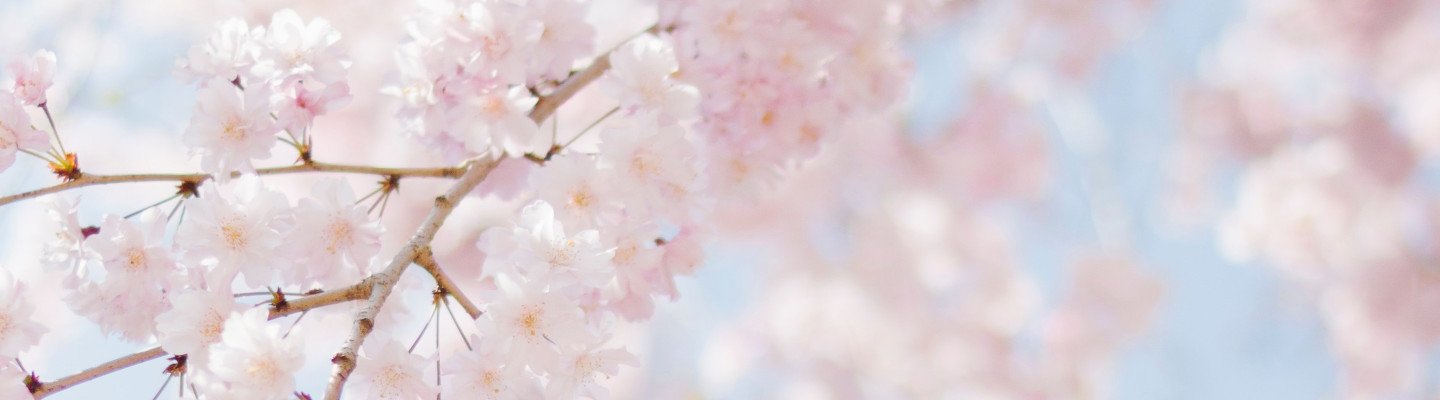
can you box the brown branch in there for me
[0,159,467,207]
[321,155,500,400]
[319,25,643,397]
[30,347,166,399]
[30,280,384,399]
[414,247,482,319]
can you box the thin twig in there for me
[408,304,439,353]
[443,298,473,351]
[39,103,65,155]
[414,248,481,319]
[0,160,468,208]
[561,106,619,151]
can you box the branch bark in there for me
[30,280,385,399]
[0,160,467,207]
[414,246,482,319]
[321,156,500,400]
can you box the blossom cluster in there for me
[40,174,382,397]
[0,0,1185,398]
[178,9,352,175]
[1171,0,1440,396]
[390,0,595,159]
[0,50,55,174]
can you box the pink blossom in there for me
[441,338,542,399]
[477,275,591,365]
[205,308,305,399]
[349,340,437,399]
[7,49,56,106]
[182,78,279,175]
[177,176,292,288]
[602,34,699,121]
[447,86,541,156]
[0,93,49,172]
[285,179,381,288]
[0,270,46,359]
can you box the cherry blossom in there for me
[175,18,264,85]
[348,340,437,399]
[40,195,89,281]
[286,179,382,288]
[447,86,541,156]
[182,78,279,175]
[482,201,613,289]
[523,0,596,83]
[602,34,699,120]
[477,275,591,364]
[7,49,56,106]
[543,341,637,399]
[442,338,542,400]
[206,308,305,399]
[87,210,177,285]
[274,79,351,133]
[177,176,291,287]
[596,122,698,220]
[0,92,49,172]
[0,270,46,359]
[456,0,541,85]
[155,286,240,357]
[65,211,178,343]
[260,9,348,86]
[530,155,618,230]
[0,363,28,399]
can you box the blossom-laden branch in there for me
[317,24,636,398]
[321,155,499,400]
[29,18,644,400]
[0,160,468,208]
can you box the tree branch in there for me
[321,155,500,400]
[320,28,638,396]
[0,160,467,207]
[32,23,645,400]
[414,247,482,319]
[30,347,167,399]
[30,279,386,399]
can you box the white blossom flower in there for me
[0,93,49,172]
[175,19,264,85]
[87,210,177,286]
[261,9,349,85]
[483,201,612,289]
[155,287,239,357]
[286,179,382,288]
[206,308,304,399]
[458,1,542,85]
[530,155,618,230]
[0,362,29,399]
[41,195,89,282]
[7,49,56,106]
[182,78,279,175]
[65,211,177,343]
[0,270,46,359]
[478,275,590,365]
[348,340,437,399]
[602,35,699,120]
[442,338,541,400]
[543,341,637,399]
[178,176,291,287]
[523,0,595,83]
[448,86,541,156]
[597,122,698,219]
